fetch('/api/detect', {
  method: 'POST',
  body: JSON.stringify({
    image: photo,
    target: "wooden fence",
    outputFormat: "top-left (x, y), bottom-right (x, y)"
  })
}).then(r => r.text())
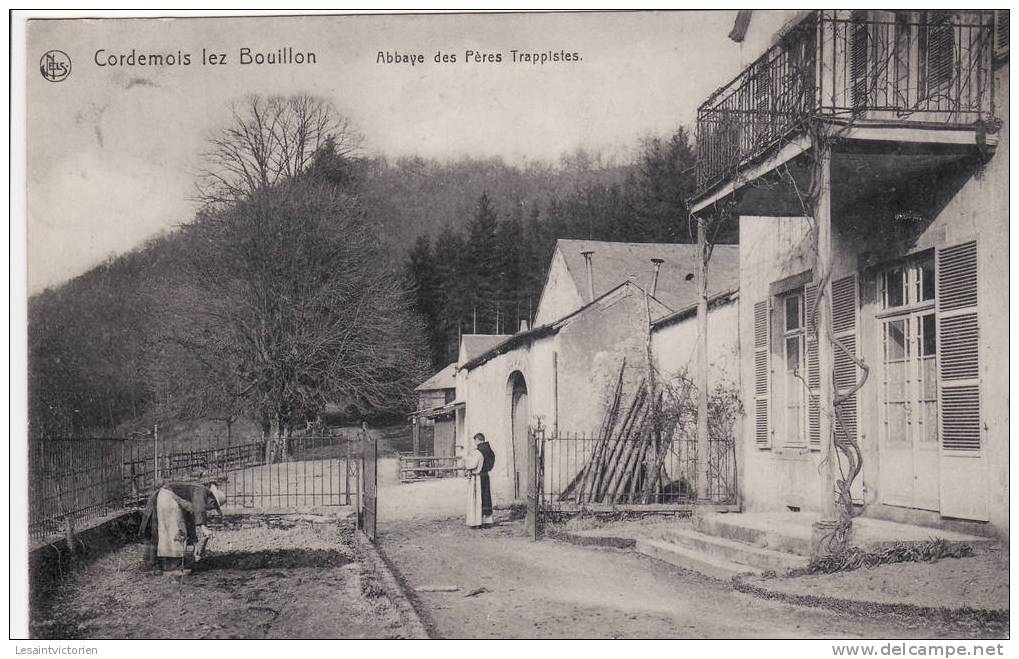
top-left (398, 454), bottom-right (463, 482)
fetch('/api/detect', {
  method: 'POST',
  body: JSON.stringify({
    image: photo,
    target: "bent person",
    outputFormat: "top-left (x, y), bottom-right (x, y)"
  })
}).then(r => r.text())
top-left (465, 433), bottom-right (496, 528)
top-left (140, 480), bottom-right (225, 574)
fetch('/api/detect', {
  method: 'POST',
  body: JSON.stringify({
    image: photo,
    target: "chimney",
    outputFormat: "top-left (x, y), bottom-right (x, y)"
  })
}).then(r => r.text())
top-left (650, 258), bottom-right (665, 297)
top-left (519, 319), bottom-right (530, 333)
top-left (580, 250), bottom-right (595, 300)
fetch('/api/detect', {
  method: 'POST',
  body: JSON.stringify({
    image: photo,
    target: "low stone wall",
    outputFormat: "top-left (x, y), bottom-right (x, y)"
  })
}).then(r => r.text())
top-left (29, 510), bottom-right (143, 629)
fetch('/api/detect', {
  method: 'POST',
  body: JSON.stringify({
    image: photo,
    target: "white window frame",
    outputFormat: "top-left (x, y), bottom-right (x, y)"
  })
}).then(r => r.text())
top-left (781, 290), bottom-right (808, 448)
top-left (878, 252), bottom-right (936, 316)
top-left (877, 252), bottom-right (941, 472)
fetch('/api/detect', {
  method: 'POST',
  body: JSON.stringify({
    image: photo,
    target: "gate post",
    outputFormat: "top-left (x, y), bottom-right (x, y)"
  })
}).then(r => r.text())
top-left (355, 435), bottom-right (362, 530)
top-left (358, 422), bottom-right (378, 542)
top-left (526, 422), bottom-right (543, 541)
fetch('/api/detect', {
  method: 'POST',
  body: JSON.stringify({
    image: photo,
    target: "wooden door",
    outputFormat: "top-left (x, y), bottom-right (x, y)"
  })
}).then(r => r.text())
top-left (511, 384), bottom-right (529, 500)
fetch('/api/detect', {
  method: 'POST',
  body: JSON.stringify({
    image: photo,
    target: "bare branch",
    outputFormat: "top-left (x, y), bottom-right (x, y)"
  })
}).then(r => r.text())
top-left (195, 94), bottom-right (363, 207)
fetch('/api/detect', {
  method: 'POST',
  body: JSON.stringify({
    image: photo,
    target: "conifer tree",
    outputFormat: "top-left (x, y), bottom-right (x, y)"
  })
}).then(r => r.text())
top-left (465, 193), bottom-right (500, 333)
top-left (433, 224), bottom-right (468, 362)
top-left (407, 235), bottom-right (446, 369)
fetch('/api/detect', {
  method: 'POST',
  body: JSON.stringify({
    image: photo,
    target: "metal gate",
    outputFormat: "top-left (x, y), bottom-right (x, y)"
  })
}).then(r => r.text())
top-left (119, 432), bottom-right (361, 512)
top-left (357, 426), bottom-right (378, 542)
top-left (219, 434), bottom-right (358, 511)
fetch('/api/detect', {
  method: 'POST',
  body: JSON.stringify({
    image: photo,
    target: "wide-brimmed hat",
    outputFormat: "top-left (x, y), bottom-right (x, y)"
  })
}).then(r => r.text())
top-left (209, 482), bottom-right (226, 507)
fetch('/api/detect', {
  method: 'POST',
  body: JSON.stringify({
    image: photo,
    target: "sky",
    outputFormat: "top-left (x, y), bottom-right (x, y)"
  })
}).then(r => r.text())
top-left (24, 10), bottom-right (797, 293)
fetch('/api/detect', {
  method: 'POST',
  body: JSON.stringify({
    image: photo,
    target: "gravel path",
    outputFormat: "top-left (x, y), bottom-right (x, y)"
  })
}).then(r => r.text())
top-left (380, 514), bottom-right (1005, 639)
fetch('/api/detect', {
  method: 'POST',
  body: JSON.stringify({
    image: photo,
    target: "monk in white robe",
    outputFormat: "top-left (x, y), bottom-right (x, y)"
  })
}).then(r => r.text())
top-left (465, 433), bottom-right (496, 528)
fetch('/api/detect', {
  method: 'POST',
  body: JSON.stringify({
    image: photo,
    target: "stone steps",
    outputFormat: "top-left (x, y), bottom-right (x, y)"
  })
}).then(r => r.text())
top-left (629, 512), bottom-right (995, 582)
top-left (653, 526), bottom-right (810, 572)
top-left (695, 514), bottom-right (813, 557)
top-left (634, 539), bottom-right (763, 581)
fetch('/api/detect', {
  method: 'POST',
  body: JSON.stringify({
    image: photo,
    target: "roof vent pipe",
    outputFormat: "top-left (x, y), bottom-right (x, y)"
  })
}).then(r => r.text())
top-left (650, 258), bottom-right (665, 297)
top-left (580, 250), bottom-right (595, 300)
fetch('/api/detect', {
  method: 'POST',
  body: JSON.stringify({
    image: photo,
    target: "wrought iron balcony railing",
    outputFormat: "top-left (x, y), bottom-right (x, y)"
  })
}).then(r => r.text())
top-left (695, 10), bottom-right (995, 194)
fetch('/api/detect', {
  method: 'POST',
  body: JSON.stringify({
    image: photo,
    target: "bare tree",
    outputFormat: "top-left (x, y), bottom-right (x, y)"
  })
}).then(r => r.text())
top-left (180, 171), bottom-right (428, 462)
top-left (196, 94), bottom-right (362, 206)
top-left (143, 318), bottom-right (253, 441)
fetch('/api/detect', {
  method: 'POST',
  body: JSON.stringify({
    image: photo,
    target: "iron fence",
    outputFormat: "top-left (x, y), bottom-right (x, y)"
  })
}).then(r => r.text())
top-left (29, 438), bottom-right (130, 543)
top-left (696, 10), bottom-right (995, 192)
top-left (535, 428), bottom-right (737, 514)
top-left (29, 432), bottom-right (361, 544)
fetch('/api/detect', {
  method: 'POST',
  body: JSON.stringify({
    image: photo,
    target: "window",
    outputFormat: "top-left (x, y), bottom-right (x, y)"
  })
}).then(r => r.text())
top-left (919, 258), bottom-right (936, 302)
top-left (884, 266), bottom-right (906, 308)
top-left (782, 291), bottom-right (807, 447)
top-left (921, 312), bottom-right (937, 357)
top-left (880, 252), bottom-right (935, 310)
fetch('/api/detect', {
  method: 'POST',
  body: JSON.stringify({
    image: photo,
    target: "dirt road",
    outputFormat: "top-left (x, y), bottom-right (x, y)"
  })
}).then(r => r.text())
top-left (380, 502), bottom-right (1003, 639)
top-left (32, 515), bottom-right (407, 639)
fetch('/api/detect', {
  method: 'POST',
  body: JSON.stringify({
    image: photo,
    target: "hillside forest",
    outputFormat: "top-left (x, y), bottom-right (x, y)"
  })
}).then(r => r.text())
top-left (28, 94), bottom-right (704, 439)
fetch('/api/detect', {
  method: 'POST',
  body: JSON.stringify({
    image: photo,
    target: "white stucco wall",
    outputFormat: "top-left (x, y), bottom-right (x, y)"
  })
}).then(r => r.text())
top-left (738, 216), bottom-right (828, 513)
top-left (461, 284), bottom-right (660, 502)
top-left (979, 61), bottom-right (1009, 536)
top-left (460, 335), bottom-right (555, 502)
top-left (738, 71), bottom-right (1009, 536)
top-left (651, 299), bottom-right (740, 388)
top-left (534, 249), bottom-right (583, 327)
top-left (554, 286), bottom-right (654, 436)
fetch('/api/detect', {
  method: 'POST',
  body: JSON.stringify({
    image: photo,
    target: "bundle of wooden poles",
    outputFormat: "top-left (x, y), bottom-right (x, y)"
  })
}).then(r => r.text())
top-left (562, 362), bottom-right (683, 505)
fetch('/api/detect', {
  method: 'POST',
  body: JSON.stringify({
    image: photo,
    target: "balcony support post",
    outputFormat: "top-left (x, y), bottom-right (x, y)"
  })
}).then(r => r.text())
top-left (813, 140), bottom-right (841, 550)
top-left (695, 213), bottom-right (711, 502)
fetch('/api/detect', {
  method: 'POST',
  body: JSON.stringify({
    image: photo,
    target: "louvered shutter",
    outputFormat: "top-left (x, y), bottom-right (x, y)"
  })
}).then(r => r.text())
top-left (937, 240), bottom-right (986, 520)
top-left (832, 275), bottom-right (859, 447)
top-left (921, 11), bottom-right (955, 96)
top-left (805, 284), bottom-right (821, 449)
top-left (851, 11), bottom-right (870, 111)
top-left (754, 59), bottom-right (773, 148)
top-left (938, 241), bottom-right (980, 452)
top-left (994, 10), bottom-right (1009, 59)
top-left (753, 300), bottom-right (771, 448)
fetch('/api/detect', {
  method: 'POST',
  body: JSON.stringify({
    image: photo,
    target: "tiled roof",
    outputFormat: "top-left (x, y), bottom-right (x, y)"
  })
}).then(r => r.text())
top-left (459, 334), bottom-right (512, 363)
top-left (556, 239), bottom-right (739, 312)
top-left (414, 362), bottom-right (457, 392)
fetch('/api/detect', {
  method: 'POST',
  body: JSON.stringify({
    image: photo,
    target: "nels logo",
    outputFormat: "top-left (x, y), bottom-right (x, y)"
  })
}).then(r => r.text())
top-left (40, 50), bottom-right (71, 82)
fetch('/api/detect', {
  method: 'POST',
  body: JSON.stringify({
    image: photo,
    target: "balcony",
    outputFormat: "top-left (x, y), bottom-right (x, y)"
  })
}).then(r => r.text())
top-left (695, 10), bottom-right (996, 195)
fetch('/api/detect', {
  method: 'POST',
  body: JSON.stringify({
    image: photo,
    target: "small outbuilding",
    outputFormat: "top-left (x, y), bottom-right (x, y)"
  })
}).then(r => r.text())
top-left (411, 363), bottom-right (457, 457)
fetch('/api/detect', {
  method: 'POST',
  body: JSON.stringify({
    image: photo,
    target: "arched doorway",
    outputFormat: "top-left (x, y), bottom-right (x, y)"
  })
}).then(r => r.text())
top-left (509, 371), bottom-right (529, 500)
